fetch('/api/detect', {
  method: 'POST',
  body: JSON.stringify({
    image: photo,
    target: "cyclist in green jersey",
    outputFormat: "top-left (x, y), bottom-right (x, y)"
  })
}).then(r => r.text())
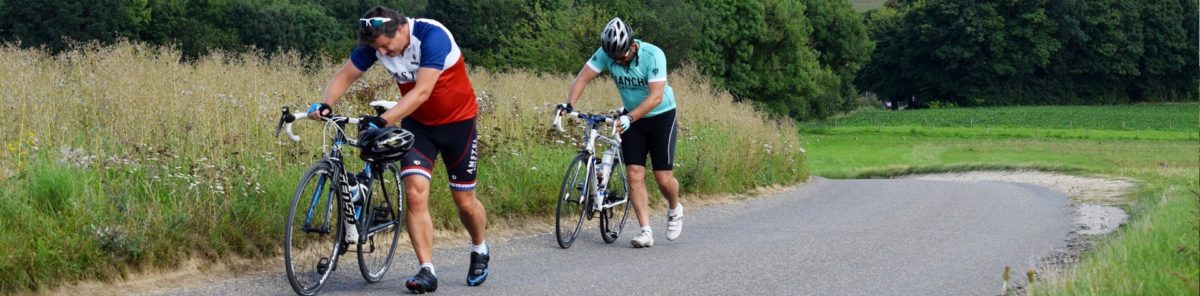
top-left (561, 17), bottom-right (683, 248)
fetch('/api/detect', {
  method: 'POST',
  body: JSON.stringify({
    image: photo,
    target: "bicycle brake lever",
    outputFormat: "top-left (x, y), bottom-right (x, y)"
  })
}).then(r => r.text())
top-left (275, 106), bottom-right (292, 137)
top-left (553, 111), bottom-right (565, 132)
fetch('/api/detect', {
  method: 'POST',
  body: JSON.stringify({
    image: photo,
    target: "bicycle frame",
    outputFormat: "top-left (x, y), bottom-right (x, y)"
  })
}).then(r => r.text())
top-left (278, 102), bottom-right (397, 241)
top-left (279, 101), bottom-right (409, 295)
top-left (554, 109), bottom-right (628, 212)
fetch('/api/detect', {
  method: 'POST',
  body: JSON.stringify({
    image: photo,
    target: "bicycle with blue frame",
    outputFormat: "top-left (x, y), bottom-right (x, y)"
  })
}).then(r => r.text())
top-left (275, 101), bottom-right (405, 296)
top-left (552, 105), bottom-right (631, 249)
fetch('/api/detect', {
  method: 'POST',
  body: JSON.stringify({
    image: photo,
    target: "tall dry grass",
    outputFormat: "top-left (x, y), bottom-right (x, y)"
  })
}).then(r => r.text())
top-left (0, 42), bottom-right (805, 292)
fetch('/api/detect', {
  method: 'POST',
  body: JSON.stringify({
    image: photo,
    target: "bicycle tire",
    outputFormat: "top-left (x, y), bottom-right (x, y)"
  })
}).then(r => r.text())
top-left (599, 156), bottom-right (630, 243)
top-left (555, 153), bottom-right (590, 249)
top-left (357, 163), bottom-right (404, 282)
top-left (284, 161), bottom-right (343, 296)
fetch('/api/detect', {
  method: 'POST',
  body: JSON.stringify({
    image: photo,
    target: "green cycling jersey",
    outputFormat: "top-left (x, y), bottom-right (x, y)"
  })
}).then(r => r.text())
top-left (586, 40), bottom-right (677, 117)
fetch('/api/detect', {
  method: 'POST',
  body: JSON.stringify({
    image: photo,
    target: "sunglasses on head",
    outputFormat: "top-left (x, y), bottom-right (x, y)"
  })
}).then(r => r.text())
top-left (359, 17), bottom-right (393, 29)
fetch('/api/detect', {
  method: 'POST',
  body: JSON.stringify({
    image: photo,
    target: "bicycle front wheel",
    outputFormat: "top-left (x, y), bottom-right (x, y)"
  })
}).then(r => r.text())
top-left (284, 161), bottom-right (342, 296)
top-left (358, 163), bottom-right (404, 282)
top-left (599, 157), bottom-right (630, 243)
top-left (556, 153), bottom-right (591, 249)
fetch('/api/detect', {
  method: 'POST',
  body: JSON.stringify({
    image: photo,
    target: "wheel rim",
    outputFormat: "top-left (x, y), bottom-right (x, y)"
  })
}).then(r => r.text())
top-left (285, 165), bottom-right (341, 295)
top-left (556, 156), bottom-right (588, 248)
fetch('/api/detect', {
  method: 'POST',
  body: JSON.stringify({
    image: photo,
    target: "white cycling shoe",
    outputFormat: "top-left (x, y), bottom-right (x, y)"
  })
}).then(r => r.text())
top-left (631, 229), bottom-right (654, 248)
top-left (666, 204), bottom-right (683, 241)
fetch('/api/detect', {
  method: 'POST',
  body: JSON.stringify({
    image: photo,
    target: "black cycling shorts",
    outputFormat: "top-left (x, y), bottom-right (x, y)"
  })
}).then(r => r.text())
top-left (399, 117), bottom-right (479, 191)
top-left (621, 108), bottom-right (677, 171)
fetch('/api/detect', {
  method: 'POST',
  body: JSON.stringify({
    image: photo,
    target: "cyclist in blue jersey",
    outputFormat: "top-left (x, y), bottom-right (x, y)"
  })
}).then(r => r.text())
top-left (560, 17), bottom-right (683, 248)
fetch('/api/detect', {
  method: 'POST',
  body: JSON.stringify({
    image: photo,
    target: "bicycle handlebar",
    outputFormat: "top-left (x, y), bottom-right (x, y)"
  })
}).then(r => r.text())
top-left (275, 100), bottom-right (397, 142)
top-left (553, 106), bottom-right (626, 135)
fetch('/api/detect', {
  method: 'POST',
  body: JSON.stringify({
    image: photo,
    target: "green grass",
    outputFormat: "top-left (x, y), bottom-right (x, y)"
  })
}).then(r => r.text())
top-left (814, 104), bottom-right (1199, 132)
top-left (809, 125), bottom-right (1196, 141)
top-left (805, 135), bottom-right (1194, 178)
top-left (0, 43), bottom-right (805, 293)
top-left (802, 105), bottom-right (1199, 295)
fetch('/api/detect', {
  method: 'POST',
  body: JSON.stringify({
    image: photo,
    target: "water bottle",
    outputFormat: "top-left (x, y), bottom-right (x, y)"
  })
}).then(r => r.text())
top-left (347, 174), bottom-right (366, 204)
top-left (599, 150), bottom-right (615, 187)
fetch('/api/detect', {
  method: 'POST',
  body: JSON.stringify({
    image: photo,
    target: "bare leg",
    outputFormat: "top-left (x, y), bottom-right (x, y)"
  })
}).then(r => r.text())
top-left (653, 170), bottom-right (680, 210)
top-left (628, 165), bottom-right (652, 228)
top-left (451, 190), bottom-right (488, 245)
top-left (404, 176), bottom-right (434, 265)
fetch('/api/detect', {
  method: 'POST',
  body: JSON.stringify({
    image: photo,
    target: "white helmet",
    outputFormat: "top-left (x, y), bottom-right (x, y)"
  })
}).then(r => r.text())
top-left (601, 17), bottom-right (634, 60)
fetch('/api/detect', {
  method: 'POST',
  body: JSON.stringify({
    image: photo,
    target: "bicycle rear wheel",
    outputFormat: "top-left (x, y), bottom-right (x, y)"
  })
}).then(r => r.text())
top-left (599, 157), bottom-right (630, 243)
top-left (556, 153), bottom-right (591, 249)
top-left (284, 161), bottom-right (343, 296)
top-left (358, 163), bottom-right (404, 282)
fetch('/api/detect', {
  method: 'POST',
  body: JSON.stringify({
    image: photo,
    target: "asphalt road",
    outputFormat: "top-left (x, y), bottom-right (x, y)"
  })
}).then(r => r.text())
top-left (156, 177), bottom-right (1073, 295)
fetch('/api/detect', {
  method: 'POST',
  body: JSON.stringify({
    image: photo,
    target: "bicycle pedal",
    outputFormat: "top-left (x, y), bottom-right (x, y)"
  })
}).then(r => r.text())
top-left (316, 257), bottom-right (331, 274)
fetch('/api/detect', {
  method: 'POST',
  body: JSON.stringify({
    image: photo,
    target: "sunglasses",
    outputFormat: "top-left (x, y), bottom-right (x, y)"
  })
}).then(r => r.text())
top-left (613, 48), bottom-right (635, 64)
top-left (359, 17), bottom-right (393, 29)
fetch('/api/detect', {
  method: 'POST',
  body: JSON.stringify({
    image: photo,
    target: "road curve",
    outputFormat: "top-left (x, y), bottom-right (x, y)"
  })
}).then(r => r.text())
top-left (156, 177), bottom-right (1073, 296)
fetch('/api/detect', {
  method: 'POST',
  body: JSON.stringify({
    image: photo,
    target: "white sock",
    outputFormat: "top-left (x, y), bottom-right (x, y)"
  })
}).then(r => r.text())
top-left (420, 263), bottom-right (436, 276)
top-left (640, 226), bottom-right (652, 233)
top-left (472, 241), bottom-right (489, 255)
top-left (668, 204), bottom-right (684, 217)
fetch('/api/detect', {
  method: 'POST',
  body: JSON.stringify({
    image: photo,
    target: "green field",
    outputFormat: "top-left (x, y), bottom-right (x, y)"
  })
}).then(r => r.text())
top-left (802, 104), bottom-right (1199, 295)
top-left (815, 105), bottom-right (1198, 132)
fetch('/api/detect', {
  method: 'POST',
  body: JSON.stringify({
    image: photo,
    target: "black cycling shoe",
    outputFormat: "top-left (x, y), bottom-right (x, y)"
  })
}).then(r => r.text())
top-left (467, 250), bottom-right (490, 286)
top-left (405, 267), bottom-right (438, 293)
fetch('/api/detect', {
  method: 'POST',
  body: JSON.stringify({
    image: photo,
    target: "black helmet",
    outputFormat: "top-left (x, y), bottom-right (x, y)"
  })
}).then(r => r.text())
top-left (601, 17), bottom-right (634, 60)
top-left (358, 127), bottom-right (414, 163)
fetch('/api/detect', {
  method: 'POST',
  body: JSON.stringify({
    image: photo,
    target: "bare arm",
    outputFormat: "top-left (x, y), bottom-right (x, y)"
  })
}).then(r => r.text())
top-left (309, 61), bottom-right (365, 120)
top-left (322, 61), bottom-right (365, 106)
top-left (378, 67), bottom-right (442, 125)
top-left (626, 81), bottom-right (665, 121)
top-left (565, 65), bottom-right (601, 105)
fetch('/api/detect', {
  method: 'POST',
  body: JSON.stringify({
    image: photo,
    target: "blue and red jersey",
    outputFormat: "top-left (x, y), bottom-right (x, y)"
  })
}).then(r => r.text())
top-left (351, 18), bottom-right (477, 126)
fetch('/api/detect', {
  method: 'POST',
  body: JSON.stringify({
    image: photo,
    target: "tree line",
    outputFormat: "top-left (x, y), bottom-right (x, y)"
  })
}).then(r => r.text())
top-left (856, 0), bottom-right (1198, 106)
top-left (0, 0), bottom-right (870, 120)
top-left (0, 0), bottom-right (425, 61)
top-left (0, 0), bottom-right (1192, 119)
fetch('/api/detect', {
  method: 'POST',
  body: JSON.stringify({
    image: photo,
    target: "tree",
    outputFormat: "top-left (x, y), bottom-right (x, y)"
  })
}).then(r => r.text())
top-left (0, 0), bottom-right (149, 52)
top-left (802, 0), bottom-right (873, 111)
top-left (139, 0), bottom-right (242, 59)
top-left (858, 0), bottom-right (1197, 105)
top-left (1133, 0), bottom-right (1198, 101)
top-left (854, 5), bottom-right (911, 102)
top-left (225, 1), bottom-right (344, 58)
top-left (422, 0), bottom-right (532, 69)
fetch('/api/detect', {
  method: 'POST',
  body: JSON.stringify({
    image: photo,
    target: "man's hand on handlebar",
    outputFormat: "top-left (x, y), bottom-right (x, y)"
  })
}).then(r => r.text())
top-left (307, 103), bottom-right (332, 120)
top-left (616, 115), bottom-right (631, 134)
top-left (556, 103), bottom-right (573, 115)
